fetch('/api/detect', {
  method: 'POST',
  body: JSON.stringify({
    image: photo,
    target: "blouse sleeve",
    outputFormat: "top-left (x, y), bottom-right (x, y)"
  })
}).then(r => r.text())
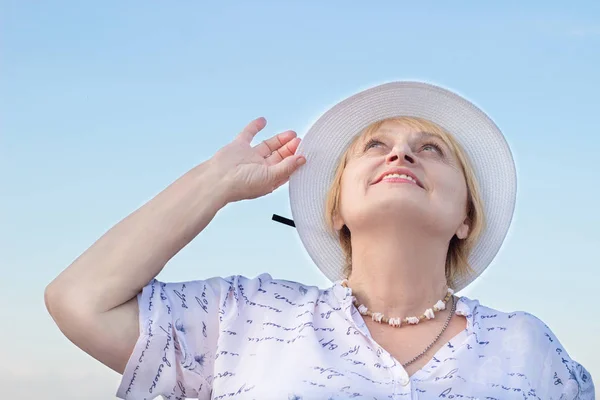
top-left (538, 335), bottom-right (595, 399)
top-left (116, 275), bottom-right (251, 399)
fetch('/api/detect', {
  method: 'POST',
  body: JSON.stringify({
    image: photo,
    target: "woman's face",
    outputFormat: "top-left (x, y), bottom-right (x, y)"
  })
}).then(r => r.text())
top-left (334, 120), bottom-right (470, 240)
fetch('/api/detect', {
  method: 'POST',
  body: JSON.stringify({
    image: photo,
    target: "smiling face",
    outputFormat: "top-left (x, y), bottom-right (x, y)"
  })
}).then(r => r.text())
top-left (336, 119), bottom-right (469, 235)
top-left (326, 116), bottom-right (484, 283)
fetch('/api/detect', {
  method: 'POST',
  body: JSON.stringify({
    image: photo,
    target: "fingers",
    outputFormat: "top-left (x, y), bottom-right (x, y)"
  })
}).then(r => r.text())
top-left (255, 130), bottom-right (298, 158)
top-left (235, 117), bottom-right (306, 186)
top-left (269, 153), bottom-right (306, 186)
top-left (265, 137), bottom-right (301, 165)
top-left (236, 117), bottom-right (267, 143)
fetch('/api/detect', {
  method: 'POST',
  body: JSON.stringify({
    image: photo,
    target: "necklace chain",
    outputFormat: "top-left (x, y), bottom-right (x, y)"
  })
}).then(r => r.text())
top-left (402, 294), bottom-right (456, 367)
top-left (341, 281), bottom-right (459, 368)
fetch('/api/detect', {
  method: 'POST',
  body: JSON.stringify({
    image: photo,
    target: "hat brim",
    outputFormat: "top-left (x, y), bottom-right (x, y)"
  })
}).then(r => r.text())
top-left (288, 81), bottom-right (517, 292)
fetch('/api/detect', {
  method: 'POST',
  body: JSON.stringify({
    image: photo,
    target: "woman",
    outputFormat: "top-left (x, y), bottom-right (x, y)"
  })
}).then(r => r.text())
top-left (45, 82), bottom-right (594, 399)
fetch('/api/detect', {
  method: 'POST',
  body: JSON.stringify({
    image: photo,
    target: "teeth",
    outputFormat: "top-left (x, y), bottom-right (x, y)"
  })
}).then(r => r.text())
top-left (383, 173), bottom-right (416, 183)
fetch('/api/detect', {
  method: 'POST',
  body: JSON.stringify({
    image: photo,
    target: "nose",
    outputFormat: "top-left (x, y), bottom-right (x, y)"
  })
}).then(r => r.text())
top-left (385, 143), bottom-right (416, 165)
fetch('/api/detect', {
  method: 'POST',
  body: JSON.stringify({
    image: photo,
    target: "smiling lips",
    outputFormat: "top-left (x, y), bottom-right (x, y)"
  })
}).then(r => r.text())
top-left (373, 169), bottom-right (424, 188)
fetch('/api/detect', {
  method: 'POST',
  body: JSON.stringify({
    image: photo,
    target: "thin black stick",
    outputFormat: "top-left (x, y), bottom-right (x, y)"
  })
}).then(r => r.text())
top-left (272, 214), bottom-right (295, 228)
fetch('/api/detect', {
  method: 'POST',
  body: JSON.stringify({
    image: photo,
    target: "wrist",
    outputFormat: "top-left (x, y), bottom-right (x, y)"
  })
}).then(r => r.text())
top-left (189, 157), bottom-right (234, 209)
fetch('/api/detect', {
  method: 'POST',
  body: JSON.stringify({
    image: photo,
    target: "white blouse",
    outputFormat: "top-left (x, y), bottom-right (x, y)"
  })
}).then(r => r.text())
top-left (116, 274), bottom-right (595, 399)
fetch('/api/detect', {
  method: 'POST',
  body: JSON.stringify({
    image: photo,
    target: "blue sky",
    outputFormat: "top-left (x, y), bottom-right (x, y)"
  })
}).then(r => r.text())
top-left (1, 1), bottom-right (599, 398)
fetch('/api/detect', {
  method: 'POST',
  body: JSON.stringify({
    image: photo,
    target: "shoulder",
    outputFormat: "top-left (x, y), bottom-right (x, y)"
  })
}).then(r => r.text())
top-left (151, 273), bottom-right (320, 294)
top-left (152, 273), bottom-right (326, 310)
top-left (458, 297), bottom-right (553, 339)
top-left (233, 274), bottom-right (326, 306)
top-left (460, 297), bottom-right (595, 398)
top-left (460, 296), bottom-right (557, 347)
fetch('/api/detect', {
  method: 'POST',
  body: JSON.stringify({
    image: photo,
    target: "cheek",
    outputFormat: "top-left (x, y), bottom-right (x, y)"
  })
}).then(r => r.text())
top-left (339, 166), bottom-right (363, 195)
top-left (436, 172), bottom-right (469, 209)
top-left (338, 176), bottom-right (358, 212)
top-left (337, 168), bottom-right (367, 213)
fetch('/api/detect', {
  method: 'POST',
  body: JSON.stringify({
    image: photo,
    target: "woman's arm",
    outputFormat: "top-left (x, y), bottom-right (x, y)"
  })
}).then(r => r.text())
top-left (44, 160), bottom-right (230, 373)
top-left (44, 117), bottom-right (305, 374)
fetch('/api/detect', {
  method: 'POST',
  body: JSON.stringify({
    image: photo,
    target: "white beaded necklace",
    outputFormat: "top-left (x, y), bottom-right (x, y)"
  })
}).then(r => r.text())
top-left (342, 281), bottom-right (458, 367)
top-left (342, 280), bottom-right (455, 328)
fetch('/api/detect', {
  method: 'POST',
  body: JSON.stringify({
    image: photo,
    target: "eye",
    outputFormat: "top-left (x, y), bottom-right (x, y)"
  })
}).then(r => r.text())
top-left (421, 142), bottom-right (444, 155)
top-left (363, 138), bottom-right (385, 151)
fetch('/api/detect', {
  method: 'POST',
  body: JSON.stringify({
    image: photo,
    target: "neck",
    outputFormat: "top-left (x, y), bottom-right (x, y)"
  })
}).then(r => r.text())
top-left (346, 226), bottom-right (451, 318)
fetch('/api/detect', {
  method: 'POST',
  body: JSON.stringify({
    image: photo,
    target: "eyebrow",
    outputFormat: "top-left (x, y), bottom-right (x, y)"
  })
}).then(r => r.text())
top-left (414, 131), bottom-right (444, 141)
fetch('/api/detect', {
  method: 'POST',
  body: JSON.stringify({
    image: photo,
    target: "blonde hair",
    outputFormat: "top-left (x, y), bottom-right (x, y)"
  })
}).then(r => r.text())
top-left (324, 116), bottom-right (485, 288)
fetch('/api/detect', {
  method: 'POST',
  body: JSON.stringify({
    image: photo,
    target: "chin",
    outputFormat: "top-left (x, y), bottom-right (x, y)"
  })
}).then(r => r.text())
top-left (376, 191), bottom-right (425, 210)
top-left (346, 196), bottom-right (431, 228)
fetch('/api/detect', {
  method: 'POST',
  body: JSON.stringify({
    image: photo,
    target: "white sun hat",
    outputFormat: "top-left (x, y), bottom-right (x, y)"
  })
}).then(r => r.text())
top-left (287, 81), bottom-right (517, 292)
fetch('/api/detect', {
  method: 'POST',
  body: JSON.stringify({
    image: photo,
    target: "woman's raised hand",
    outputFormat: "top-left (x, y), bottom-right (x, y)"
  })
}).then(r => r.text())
top-left (211, 117), bottom-right (306, 203)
